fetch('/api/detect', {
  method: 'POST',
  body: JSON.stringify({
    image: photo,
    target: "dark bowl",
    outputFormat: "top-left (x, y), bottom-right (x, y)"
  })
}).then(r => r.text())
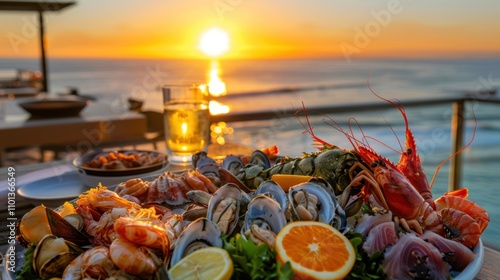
top-left (19, 99), bottom-right (87, 118)
top-left (74, 149), bottom-right (168, 176)
top-left (73, 150), bottom-right (168, 186)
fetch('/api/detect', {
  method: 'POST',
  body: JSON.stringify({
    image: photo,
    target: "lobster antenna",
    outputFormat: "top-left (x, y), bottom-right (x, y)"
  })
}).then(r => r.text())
top-left (347, 117), bottom-right (370, 148)
top-left (428, 100), bottom-right (478, 189)
top-left (367, 75), bottom-right (414, 168)
top-left (382, 115), bottom-right (404, 154)
top-left (363, 135), bottom-right (404, 155)
top-left (295, 102), bottom-right (335, 149)
top-left (320, 113), bottom-right (364, 150)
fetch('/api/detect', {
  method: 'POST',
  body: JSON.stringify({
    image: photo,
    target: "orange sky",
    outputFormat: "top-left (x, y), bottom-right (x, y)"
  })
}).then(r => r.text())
top-left (1, 0), bottom-right (499, 59)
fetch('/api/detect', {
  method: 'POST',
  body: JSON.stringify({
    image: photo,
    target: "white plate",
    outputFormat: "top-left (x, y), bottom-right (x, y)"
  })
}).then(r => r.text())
top-left (3, 237), bottom-right (485, 279)
top-left (16, 171), bottom-right (88, 208)
top-left (16, 166), bottom-right (174, 208)
top-left (453, 238), bottom-right (484, 280)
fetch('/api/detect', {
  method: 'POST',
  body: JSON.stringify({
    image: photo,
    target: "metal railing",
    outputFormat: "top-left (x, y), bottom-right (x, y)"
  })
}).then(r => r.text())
top-left (211, 92), bottom-right (500, 192)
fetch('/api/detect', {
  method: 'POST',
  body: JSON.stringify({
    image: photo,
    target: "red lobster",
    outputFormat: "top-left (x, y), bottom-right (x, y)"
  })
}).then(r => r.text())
top-left (346, 145), bottom-right (443, 235)
top-left (297, 102), bottom-right (443, 235)
top-left (367, 84), bottom-right (435, 209)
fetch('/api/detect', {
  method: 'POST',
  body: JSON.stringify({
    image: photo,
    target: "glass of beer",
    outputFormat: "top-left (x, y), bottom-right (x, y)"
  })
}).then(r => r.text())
top-left (162, 84), bottom-right (210, 165)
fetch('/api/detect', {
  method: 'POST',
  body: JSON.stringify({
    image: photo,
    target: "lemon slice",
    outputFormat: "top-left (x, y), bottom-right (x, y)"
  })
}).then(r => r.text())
top-left (168, 247), bottom-right (233, 280)
top-left (271, 174), bottom-right (312, 192)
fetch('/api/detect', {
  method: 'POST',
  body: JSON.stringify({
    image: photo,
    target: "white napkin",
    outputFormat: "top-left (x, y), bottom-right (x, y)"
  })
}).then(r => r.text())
top-left (0, 164), bottom-right (75, 212)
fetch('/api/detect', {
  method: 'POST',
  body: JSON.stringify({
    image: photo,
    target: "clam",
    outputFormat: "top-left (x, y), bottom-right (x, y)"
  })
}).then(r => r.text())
top-left (242, 195), bottom-right (287, 248)
top-left (17, 205), bottom-right (51, 246)
top-left (170, 217), bottom-right (222, 267)
top-left (255, 180), bottom-right (288, 211)
top-left (33, 234), bottom-right (83, 279)
top-left (45, 207), bottom-right (90, 246)
top-left (206, 183), bottom-right (243, 235)
top-left (17, 205), bottom-right (89, 247)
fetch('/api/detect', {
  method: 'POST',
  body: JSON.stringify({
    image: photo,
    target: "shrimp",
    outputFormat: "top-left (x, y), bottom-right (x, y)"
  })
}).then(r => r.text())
top-left (76, 205), bottom-right (126, 246)
top-left (62, 246), bottom-right (117, 280)
top-left (440, 208), bottom-right (481, 248)
top-left (165, 214), bottom-right (184, 249)
top-left (435, 193), bottom-right (489, 233)
top-left (109, 237), bottom-right (162, 278)
top-left (113, 216), bottom-right (169, 251)
top-left (114, 178), bottom-right (150, 203)
top-left (82, 185), bottom-right (141, 212)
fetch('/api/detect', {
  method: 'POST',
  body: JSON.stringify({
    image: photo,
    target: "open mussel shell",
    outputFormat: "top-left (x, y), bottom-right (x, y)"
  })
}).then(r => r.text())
top-left (45, 207), bottom-right (90, 246)
top-left (255, 180), bottom-right (288, 211)
top-left (288, 182), bottom-right (336, 224)
top-left (242, 194), bottom-right (287, 235)
top-left (206, 183), bottom-right (243, 235)
top-left (170, 217), bottom-right (222, 267)
top-left (33, 234), bottom-right (83, 279)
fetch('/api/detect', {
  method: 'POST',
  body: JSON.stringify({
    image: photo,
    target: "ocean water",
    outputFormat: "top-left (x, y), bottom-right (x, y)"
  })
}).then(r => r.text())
top-left (1, 57), bottom-right (500, 249)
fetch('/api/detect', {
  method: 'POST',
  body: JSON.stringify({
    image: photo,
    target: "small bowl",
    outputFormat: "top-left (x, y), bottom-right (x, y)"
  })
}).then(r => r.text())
top-left (19, 99), bottom-right (88, 118)
top-left (73, 149), bottom-right (168, 187)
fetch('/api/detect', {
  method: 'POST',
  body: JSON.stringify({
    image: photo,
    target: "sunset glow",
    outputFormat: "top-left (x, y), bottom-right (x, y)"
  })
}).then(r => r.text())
top-left (0, 1), bottom-right (498, 59)
top-left (199, 28), bottom-right (230, 57)
top-left (207, 61), bottom-right (227, 96)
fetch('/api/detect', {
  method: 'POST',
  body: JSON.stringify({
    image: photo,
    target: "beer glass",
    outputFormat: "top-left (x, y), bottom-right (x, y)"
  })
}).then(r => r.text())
top-left (162, 84), bottom-right (210, 165)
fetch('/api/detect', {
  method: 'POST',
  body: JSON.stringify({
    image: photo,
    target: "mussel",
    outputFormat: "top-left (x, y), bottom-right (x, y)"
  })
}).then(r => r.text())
top-left (206, 183), bottom-right (243, 235)
top-left (288, 182), bottom-right (346, 231)
top-left (170, 217), bottom-right (222, 267)
top-left (242, 195), bottom-right (287, 248)
top-left (255, 180), bottom-right (288, 211)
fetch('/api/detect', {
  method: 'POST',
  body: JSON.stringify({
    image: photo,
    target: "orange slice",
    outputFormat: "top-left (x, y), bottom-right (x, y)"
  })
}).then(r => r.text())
top-left (271, 174), bottom-right (312, 192)
top-left (275, 221), bottom-right (355, 280)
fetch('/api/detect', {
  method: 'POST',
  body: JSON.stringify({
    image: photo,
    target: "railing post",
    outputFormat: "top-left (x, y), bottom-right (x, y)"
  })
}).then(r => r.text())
top-left (449, 100), bottom-right (465, 192)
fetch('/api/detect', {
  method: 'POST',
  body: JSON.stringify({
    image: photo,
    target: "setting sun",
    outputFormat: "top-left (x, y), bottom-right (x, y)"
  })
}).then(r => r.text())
top-left (199, 28), bottom-right (230, 57)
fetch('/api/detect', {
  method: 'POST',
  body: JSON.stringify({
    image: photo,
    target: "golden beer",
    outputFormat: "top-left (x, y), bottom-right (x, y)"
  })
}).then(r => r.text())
top-left (164, 102), bottom-right (210, 162)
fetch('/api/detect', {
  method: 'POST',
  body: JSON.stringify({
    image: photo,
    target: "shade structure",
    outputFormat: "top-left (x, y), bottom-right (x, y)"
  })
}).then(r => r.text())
top-left (0, 1), bottom-right (76, 93)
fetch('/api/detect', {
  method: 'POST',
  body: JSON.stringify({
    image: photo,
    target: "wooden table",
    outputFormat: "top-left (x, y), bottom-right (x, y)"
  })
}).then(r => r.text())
top-left (0, 161), bottom-right (499, 279)
top-left (0, 97), bottom-right (146, 166)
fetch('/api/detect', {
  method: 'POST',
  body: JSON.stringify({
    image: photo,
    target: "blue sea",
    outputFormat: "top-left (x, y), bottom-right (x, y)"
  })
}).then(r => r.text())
top-left (1, 57), bottom-right (500, 249)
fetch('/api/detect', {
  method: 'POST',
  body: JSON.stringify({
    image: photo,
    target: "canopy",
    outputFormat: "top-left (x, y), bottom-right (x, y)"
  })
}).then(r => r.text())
top-left (0, 1), bottom-right (76, 92)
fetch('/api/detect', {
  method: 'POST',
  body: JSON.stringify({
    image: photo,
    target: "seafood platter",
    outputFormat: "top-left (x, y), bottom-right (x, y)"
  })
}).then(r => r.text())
top-left (9, 101), bottom-right (490, 280)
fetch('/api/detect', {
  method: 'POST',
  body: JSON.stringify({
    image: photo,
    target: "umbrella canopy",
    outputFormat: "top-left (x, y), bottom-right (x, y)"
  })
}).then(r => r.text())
top-left (0, 0), bottom-right (76, 92)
